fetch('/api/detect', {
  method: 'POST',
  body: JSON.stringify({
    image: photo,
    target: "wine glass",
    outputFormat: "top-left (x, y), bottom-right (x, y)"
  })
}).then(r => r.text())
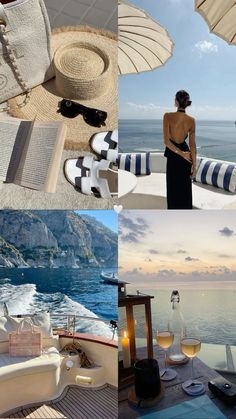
top-left (156, 325), bottom-right (177, 381)
top-left (181, 326), bottom-right (205, 395)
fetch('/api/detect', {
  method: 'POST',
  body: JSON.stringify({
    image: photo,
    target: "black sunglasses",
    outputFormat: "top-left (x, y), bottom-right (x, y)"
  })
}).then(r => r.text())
top-left (58, 99), bottom-right (107, 128)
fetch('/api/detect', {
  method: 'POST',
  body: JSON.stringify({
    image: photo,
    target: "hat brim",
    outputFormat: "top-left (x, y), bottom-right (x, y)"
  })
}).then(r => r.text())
top-left (8, 26), bottom-right (118, 151)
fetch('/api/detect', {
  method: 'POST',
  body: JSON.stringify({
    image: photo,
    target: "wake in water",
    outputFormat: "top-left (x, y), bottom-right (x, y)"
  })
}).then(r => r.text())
top-left (0, 281), bottom-right (115, 340)
top-left (0, 283), bottom-right (36, 314)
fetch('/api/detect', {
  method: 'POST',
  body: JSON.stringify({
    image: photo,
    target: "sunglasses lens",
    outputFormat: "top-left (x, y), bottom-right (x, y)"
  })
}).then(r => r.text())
top-left (58, 100), bottom-right (80, 118)
top-left (84, 110), bottom-right (107, 127)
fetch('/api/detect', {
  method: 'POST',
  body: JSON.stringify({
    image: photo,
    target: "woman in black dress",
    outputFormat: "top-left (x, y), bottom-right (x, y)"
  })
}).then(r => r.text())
top-left (163, 90), bottom-right (196, 209)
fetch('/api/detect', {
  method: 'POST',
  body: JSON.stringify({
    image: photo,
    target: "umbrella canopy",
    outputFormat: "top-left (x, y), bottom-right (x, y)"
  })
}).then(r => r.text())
top-left (195, 0), bottom-right (236, 45)
top-left (118, 1), bottom-right (174, 75)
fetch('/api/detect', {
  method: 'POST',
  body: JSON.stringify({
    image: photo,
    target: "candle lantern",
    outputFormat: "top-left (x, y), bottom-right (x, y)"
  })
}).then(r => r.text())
top-left (119, 283), bottom-right (154, 388)
top-left (118, 281), bottom-right (128, 298)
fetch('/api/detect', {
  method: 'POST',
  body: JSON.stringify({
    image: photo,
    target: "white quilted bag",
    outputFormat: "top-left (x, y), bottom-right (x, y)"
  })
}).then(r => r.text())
top-left (0, 0), bottom-right (54, 107)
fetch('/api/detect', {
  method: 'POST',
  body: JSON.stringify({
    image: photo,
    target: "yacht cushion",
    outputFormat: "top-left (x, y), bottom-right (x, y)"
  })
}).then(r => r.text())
top-left (0, 313), bottom-right (52, 343)
top-left (31, 312), bottom-right (53, 338)
top-left (0, 347), bottom-right (60, 382)
top-left (196, 159), bottom-right (236, 193)
top-left (118, 153), bottom-right (151, 175)
top-left (0, 316), bottom-right (24, 343)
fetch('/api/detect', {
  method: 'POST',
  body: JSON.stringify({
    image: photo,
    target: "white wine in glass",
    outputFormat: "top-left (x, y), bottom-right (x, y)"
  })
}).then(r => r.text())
top-left (181, 338), bottom-right (201, 358)
top-left (156, 331), bottom-right (174, 350)
top-left (181, 331), bottom-right (205, 396)
top-left (156, 330), bottom-right (177, 381)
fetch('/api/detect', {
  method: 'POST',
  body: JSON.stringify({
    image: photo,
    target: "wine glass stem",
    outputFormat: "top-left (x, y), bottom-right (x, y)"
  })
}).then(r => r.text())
top-left (164, 350), bottom-right (167, 371)
top-left (191, 357), bottom-right (194, 381)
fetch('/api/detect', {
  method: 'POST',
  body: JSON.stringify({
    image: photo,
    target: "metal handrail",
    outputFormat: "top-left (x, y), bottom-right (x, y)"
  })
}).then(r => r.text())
top-left (12, 313), bottom-right (114, 325)
top-left (11, 313), bottom-right (118, 340)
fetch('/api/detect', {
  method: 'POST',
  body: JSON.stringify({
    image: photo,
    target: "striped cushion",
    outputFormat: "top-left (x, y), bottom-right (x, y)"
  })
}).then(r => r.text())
top-left (196, 159), bottom-right (236, 193)
top-left (117, 153), bottom-right (151, 175)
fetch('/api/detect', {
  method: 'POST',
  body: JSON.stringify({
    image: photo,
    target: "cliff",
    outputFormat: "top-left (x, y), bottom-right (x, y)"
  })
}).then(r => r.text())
top-left (0, 211), bottom-right (117, 268)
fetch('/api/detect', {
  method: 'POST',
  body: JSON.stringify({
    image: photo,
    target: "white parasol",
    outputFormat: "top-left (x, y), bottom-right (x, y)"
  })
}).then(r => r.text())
top-left (195, 0), bottom-right (236, 45)
top-left (118, 1), bottom-right (174, 75)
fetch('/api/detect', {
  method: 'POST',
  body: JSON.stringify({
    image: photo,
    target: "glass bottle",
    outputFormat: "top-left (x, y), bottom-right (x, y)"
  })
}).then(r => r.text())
top-left (167, 290), bottom-right (187, 364)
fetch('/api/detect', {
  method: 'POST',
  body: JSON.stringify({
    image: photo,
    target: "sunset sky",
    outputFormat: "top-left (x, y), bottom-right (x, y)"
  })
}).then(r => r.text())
top-left (119, 210), bottom-right (236, 286)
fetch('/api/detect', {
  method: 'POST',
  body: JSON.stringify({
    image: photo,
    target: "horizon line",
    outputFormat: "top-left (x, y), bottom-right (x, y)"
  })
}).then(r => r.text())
top-left (119, 118), bottom-right (236, 122)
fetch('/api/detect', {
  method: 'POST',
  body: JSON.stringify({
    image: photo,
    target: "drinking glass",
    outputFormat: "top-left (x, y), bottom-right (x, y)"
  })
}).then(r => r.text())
top-left (156, 325), bottom-right (177, 381)
top-left (181, 326), bottom-right (205, 395)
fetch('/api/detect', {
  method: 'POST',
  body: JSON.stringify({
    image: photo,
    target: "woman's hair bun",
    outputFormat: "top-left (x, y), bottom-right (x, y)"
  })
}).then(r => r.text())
top-left (176, 90), bottom-right (192, 109)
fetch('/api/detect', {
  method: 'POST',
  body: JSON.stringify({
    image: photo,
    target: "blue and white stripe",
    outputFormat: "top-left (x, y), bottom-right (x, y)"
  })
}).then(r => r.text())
top-left (196, 159), bottom-right (236, 193)
top-left (117, 153), bottom-right (151, 176)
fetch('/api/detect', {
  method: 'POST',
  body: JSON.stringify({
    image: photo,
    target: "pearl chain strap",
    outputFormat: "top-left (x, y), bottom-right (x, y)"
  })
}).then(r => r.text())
top-left (0, 21), bottom-right (31, 112)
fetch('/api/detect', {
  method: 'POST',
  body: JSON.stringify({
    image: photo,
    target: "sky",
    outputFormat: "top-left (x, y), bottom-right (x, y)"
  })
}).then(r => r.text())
top-left (119, 210), bottom-right (236, 287)
top-left (76, 210), bottom-right (118, 232)
top-left (119, 0), bottom-right (236, 121)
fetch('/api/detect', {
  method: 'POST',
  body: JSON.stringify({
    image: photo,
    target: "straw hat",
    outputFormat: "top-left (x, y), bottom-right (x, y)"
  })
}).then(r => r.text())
top-left (9, 26), bottom-right (118, 151)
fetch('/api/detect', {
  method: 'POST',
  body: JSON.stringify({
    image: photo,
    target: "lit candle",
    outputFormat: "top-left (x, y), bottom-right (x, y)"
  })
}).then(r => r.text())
top-left (122, 331), bottom-right (131, 368)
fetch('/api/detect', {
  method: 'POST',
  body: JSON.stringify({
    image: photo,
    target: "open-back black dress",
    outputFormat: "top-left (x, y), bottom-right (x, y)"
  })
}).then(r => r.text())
top-left (164, 137), bottom-right (192, 209)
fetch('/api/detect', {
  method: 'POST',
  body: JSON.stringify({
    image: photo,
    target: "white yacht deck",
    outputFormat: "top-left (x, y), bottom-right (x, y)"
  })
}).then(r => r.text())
top-left (5, 385), bottom-right (117, 419)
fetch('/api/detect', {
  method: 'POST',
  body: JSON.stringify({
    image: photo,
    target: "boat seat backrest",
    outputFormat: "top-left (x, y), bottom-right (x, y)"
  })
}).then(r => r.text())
top-left (150, 153), bottom-right (166, 173)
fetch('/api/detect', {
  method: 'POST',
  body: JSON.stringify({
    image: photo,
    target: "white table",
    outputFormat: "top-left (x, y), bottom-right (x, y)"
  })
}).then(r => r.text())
top-left (119, 170), bottom-right (137, 198)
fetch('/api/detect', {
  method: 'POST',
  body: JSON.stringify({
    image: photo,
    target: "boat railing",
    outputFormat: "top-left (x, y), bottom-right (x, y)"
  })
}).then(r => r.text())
top-left (11, 313), bottom-right (118, 340)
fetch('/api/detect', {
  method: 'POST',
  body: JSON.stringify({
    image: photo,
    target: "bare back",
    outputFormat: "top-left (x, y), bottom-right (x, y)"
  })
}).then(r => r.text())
top-left (165, 112), bottom-right (195, 144)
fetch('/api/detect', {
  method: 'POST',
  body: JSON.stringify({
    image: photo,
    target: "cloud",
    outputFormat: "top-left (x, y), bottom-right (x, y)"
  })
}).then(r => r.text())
top-left (177, 249), bottom-right (187, 254)
top-left (218, 254), bottom-right (234, 259)
top-left (120, 102), bottom-right (236, 121)
top-left (158, 269), bottom-right (176, 276)
top-left (127, 102), bottom-right (171, 114)
top-left (119, 102), bottom-right (172, 120)
top-left (120, 267), bottom-right (236, 286)
top-left (185, 256), bottom-right (200, 262)
top-left (145, 258), bottom-right (152, 262)
top-left (149, 249), bottom-right (159, 255)
top-left (119, 214), bottom-right (149, 243)
top-left (219, 227), bottom-right (234, 237)
top-left (194, 40), bottom-right (218, 54)
top-left (125, 268), bottom-right (140, 276)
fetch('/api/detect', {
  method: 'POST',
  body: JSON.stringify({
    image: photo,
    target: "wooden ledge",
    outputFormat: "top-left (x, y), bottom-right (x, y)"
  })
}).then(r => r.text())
top-left (57, 332), bottom-right (118, 349)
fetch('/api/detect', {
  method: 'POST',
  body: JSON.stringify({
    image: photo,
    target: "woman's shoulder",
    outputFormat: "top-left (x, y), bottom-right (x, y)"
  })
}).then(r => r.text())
top-left (186, 114), bottom-right (195, 124)
top-left (163, 112), bottom-right (175, 118)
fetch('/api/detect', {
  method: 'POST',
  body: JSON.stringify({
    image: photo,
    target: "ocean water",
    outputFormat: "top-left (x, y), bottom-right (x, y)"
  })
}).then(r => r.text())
top-left (119, 287), bottom-right (236, 346)
top-left (0, 268), bottom-right (117, 339)
top-left (119, 119), bottom-right (236, 162)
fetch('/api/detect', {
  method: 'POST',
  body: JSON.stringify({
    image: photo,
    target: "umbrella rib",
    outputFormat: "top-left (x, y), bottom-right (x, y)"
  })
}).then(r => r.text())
top-left (197, 0), bottom-right (206, 7)
top-left (230, 33), bottom-right (236, 43)
top-left (119, 43), bottom-right (152, 70)
top-left (118, 44), bottom-right (140, 73)
top-left (119, 21), bottom-right (166, 34)
top-left (120, 31), bottom-right (171, 55)
top-left (119, 36), bottom-right (164, 66)
top-left (197, 2), bottom-right (236, 32)
top-left (211, 5), bottom-right (236, 31)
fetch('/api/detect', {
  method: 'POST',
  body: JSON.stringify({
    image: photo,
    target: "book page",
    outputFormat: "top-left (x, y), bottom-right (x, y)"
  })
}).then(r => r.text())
top-left (0, 120), bottom-right (30, 182)
top-left (14, 122), bottom-right (65, 192)
top-left (44, 123), bottom-right (67, 193)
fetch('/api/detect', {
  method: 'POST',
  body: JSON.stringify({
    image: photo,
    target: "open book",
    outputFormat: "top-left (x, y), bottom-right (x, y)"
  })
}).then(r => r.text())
top-left (0, 119), bottom-right (67, 193)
